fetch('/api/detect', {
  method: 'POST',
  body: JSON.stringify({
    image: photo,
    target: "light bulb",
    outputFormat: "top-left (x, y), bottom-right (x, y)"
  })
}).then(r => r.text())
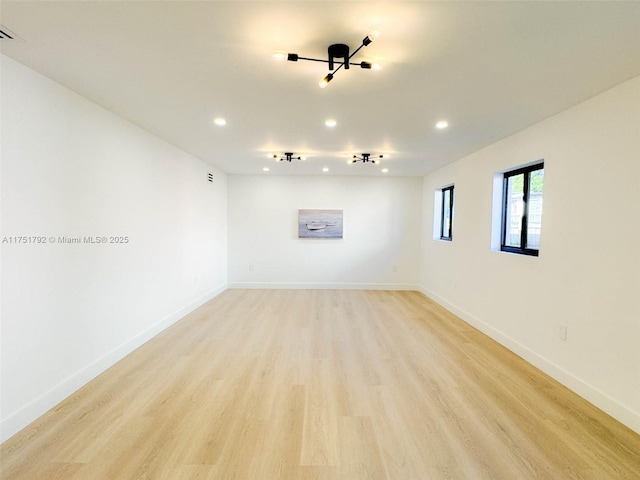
top-left (272, 51), bottom-right (286, 60)
top-left (319, 73), bottom-right (333, 88)
top-left (368, 28), bottom-right (381, 42)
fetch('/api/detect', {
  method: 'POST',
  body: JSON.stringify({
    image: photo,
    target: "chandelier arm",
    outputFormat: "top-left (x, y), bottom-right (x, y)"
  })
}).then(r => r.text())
top-left (331, 62), bottom-right (345, 76)
top-left (348, 43), bottom-right (366, 61)
top-left (297, 56), bottom-right (330, 64)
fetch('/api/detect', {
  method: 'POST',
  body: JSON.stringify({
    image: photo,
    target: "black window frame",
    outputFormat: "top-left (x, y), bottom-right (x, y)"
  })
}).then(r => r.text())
top-left (501, 162), bottom-right (544, 256)
top-left (440, 185), bottom-right (454, 241)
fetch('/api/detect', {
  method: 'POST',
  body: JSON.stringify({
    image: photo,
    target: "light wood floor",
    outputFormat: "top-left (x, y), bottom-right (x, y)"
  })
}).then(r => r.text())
top-left (1, 290), bottom-right (639, 479)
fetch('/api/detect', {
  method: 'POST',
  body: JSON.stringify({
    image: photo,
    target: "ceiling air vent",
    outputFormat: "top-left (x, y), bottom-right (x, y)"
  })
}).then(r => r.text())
top-left (207, 172), bottom-right (214, 183)
top-left (0, 25), bottom-right (23, 41)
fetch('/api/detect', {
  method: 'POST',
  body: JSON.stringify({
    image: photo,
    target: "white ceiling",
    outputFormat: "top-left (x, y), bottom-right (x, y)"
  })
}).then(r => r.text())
top-left (1, 1), bottom-right (639, 176)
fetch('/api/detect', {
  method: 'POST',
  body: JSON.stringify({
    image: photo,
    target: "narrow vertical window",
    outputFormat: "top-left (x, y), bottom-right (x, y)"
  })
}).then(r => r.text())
top-left (440, 185), bottom-right (454, 241)
top-left (501, 162), bottom-right (544, 256)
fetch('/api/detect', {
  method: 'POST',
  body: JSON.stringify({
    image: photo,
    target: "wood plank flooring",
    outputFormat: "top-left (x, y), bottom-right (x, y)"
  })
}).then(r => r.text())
top-left (1, 289), bottom-right (639, 479)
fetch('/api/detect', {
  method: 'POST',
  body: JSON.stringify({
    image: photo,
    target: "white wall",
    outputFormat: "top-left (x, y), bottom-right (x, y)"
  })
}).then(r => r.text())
top-left (228, 175), bottom-right (422, 289)
top-left (419, 76), bottom-right (640, 433)
top-left (0, 55), bottom-right (228, 442)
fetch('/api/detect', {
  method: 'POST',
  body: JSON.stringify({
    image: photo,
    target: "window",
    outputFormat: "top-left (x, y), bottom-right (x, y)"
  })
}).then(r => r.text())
top-left (501, 162), bottom-right (544, 256)
top-left (440, 185), bottom-right (454, 240)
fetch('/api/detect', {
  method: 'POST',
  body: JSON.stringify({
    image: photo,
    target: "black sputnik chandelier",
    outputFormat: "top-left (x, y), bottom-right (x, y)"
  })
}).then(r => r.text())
top-left (350, 153), bottom-right (384, 164)
top-left (273, 28), bottom-right (381, 88)
top-left (274, 152), bottom-right (304, 162)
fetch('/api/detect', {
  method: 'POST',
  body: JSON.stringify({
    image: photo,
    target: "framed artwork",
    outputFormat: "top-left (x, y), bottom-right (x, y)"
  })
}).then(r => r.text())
top-left (298, 209), bottom-right (343, 238)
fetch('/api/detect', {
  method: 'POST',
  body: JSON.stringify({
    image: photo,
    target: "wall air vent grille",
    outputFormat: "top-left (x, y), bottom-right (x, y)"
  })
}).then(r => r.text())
top-left (207, 173), bottom-right (214, 183)
top-left (0, 25), bottom-right (21, 40)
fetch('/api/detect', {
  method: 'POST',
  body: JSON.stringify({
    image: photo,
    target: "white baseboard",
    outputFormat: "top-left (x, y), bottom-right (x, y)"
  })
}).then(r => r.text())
top-left (228, 282), bottom-right (420, 291)
top-left (417, 285), bottom-right (640, 435)
top-left (0, 283), bottom-right (228, 443)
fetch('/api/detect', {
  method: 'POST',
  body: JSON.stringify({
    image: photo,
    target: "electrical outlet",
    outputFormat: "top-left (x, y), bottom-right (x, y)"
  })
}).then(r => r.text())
top-left (559, 325), bottom-right (568, 341)
top-left (392, 265), bottom-right (398, 273)
top-left (249, 264), bottom-right (255, 272)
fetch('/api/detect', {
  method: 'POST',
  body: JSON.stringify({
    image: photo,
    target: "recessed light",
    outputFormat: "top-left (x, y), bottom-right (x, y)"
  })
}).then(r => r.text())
top-left (382, 168), bottom-right (389, 173)
top-left (325, 119), bottom-right (337, 128)
top-left (214, 117), bottom-right (226, 126)
top-left (436, 120), bottom-right (448, 129)
top-left (322, 167), bottom-right (329, 172)
top-left (263, 167), bottom-right (270, 172)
